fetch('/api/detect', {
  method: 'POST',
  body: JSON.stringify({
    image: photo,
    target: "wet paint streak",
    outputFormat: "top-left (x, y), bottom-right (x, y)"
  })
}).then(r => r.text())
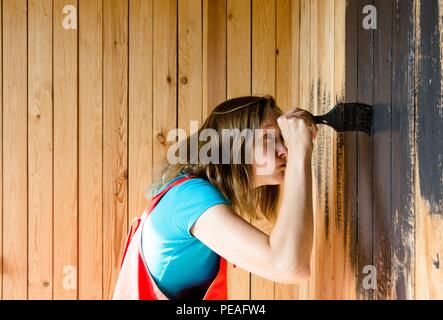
top-left (416, 0), bottom-right (443, 215)
top-left (318, 80), bottom-right (330, 240)
top-left (336, 132), bottom-right (345, 234)
top-left (432, 253), bottom-right (440, 269)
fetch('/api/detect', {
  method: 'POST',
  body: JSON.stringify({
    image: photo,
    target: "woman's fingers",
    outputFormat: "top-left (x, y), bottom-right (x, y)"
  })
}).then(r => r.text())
top-left (277, 108), bottom-right (318, 150)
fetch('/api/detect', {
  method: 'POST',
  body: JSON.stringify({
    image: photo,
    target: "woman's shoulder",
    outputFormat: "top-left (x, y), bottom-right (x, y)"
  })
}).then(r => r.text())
top-left (173, 175), bottom-right (229, 204)
top-left (177, 176), bottom-right (227, 196)
top-left (153, 174), bottom-right (231, 238)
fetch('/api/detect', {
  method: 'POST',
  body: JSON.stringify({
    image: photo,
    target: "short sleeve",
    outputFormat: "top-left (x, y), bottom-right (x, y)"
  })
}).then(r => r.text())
top-left (171, 178), bottom-right (230, 238)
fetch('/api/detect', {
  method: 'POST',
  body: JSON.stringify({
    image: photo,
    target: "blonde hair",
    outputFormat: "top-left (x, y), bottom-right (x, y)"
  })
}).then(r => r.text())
top-left (149, 95), bottom-right (283, 223)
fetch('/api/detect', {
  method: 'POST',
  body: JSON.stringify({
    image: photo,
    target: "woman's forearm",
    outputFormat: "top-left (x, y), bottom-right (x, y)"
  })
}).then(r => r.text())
top-left (269, 146), bottom-right (314, 276)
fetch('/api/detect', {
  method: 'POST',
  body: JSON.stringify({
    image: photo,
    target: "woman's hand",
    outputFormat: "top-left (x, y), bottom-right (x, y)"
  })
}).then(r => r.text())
top-left (277, 108), bottom-right (318, 152)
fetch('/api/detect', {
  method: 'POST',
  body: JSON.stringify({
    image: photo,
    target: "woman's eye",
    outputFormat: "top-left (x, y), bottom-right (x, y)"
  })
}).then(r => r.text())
top-left (263, 136), bottom-right (276, 149)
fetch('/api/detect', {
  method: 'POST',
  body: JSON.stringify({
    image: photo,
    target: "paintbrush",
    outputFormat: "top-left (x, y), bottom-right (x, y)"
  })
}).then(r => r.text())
top-left (312, 103), bottom-right (373, 135)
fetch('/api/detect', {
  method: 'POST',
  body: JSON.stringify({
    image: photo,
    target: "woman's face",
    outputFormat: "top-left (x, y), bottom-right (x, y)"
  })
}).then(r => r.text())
top-left (252, 113), bottom-right (288, 187)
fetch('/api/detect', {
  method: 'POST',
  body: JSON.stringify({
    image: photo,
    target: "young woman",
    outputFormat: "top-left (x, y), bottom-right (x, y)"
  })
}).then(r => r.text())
top-left (116, 95), bottom-right (318, 300)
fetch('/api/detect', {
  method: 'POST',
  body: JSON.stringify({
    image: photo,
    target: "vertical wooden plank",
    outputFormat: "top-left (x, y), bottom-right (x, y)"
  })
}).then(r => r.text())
top-left (343, 0), bottom-right (359, 300)
top-left (2, 0), bottom-right (28, 299)
top-left (78, 0), bottom-right (103, 300)
top-left (414, 0), bottom-right (443, 299)
top-left (391, 0), bottom-right (415, 299)
top-left (323, 0), bottom-right (336, 299)
top-left (311, 0), bottom-right (336, 299)
top-left (152, 0), bottom-right (176, 172)
top-left (103, 0), bottom-right (128, 300)
top-left (226, 0), bottom-right (250, 99)
top-left (53, 0), bottom-right (78, 300)
top-left (128, 0), bottom-right (153, 224)
top-left (203, 0), bottom-right (226, 118)
top-left (299, 0), bottom-right (310, 112)
top-left (178, 0), bottom-right (203, 135)
top-left (251, 0), bottom-right (275, 300)
top-left (308, 0), bottom-right (321, 299)
top-left (28, 0), bottom-right (53, 300)
top-left (298, 0), bottom-right (311, 300)
top-left (356, 0), bottom-right (374, 300)
top-left (226, 0), bottom-right (251, 300)
top-left (152, 0), bottom-right (177, 172)
top-left (332, 0), bottom-right (357, 300)
top-left (274, 0), bottom-right (299, 301)
top-left (372, 0), bottom-right (393, 300)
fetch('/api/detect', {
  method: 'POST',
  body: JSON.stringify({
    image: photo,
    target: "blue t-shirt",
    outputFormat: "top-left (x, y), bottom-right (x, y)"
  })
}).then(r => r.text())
top-left (141, 174), bottom-right (230, 299)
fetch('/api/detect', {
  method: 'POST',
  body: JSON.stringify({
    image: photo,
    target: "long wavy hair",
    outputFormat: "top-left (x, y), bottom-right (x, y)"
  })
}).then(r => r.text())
top-left (148, 95), bottom-right (283, 223)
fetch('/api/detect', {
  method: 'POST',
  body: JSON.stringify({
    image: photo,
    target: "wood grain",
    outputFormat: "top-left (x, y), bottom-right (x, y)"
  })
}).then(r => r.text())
top-left (128, 0), bottom-right (153, 228)
top-left (28, 0), bottom-right (53, 300)
top-left (152, 0), bottom-right (177, 172)
top-left (203, 0), bottom-right (226, 118)
top-left (53, 0), bottom-right (79, 300)
top-left (103, 0), bottom-right (128, 300)
top-left (2, 0), bottom-right (28, 299)
top-left (178, 0), bottom-right (203, 136)
top-left (78, 0), bottom-right (103, 300)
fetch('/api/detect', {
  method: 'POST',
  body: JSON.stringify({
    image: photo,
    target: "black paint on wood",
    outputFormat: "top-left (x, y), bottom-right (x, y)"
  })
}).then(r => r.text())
top-left (416, 0), bottom-right (443, 215)
top-left (357, 0), bottom-right (374, 300)
top-left (346, 0), bottom-right (416, 299)
top-left (372, 0), bottom-right (393, 299)
top-left (344, 0), bottom-right (359, 272)
top-left (391, 0), bottom-right (415, 299)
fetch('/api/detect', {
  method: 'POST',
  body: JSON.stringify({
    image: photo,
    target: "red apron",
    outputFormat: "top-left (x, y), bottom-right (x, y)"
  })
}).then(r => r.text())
top-left (113, 175), bottom-right (228, 300)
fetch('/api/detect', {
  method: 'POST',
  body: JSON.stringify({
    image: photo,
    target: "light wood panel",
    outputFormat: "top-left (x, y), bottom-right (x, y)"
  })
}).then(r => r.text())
top-left (53, 0), bottom-right (78, 300)
top-left (152, 0), bottom-right (177, 172)
top-left (2, 0), bottom-right (28, 299)
top-left (28, 0), bottom-right (53, 300)
top-left (178, 0), bottom-right (203, 135)
top-left (102, 0), bottom-right (128, 300)
top-left (128, 0), bottom-right (153, 228)
top-left (79, 0), bottom-right (103, 300)
top-left (203, 0), bottom-right (226, 118)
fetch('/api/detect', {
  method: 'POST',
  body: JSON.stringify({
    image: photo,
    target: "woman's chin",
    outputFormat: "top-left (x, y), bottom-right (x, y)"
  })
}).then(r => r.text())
top-left (267, 172), bottom-right (286, 185)
top-left (254, 167), bottom-right (286, 186)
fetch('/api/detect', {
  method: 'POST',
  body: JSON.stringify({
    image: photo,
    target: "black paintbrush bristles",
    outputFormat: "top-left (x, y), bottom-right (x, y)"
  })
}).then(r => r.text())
top-left (312, 103), bottom-right (373, 135)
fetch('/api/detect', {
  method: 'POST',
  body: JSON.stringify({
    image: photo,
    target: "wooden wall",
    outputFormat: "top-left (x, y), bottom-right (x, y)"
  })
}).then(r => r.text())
top-left (0, 0), bottom-right (441, 300)
top-left (343, 0), bottom-right (443, 299)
